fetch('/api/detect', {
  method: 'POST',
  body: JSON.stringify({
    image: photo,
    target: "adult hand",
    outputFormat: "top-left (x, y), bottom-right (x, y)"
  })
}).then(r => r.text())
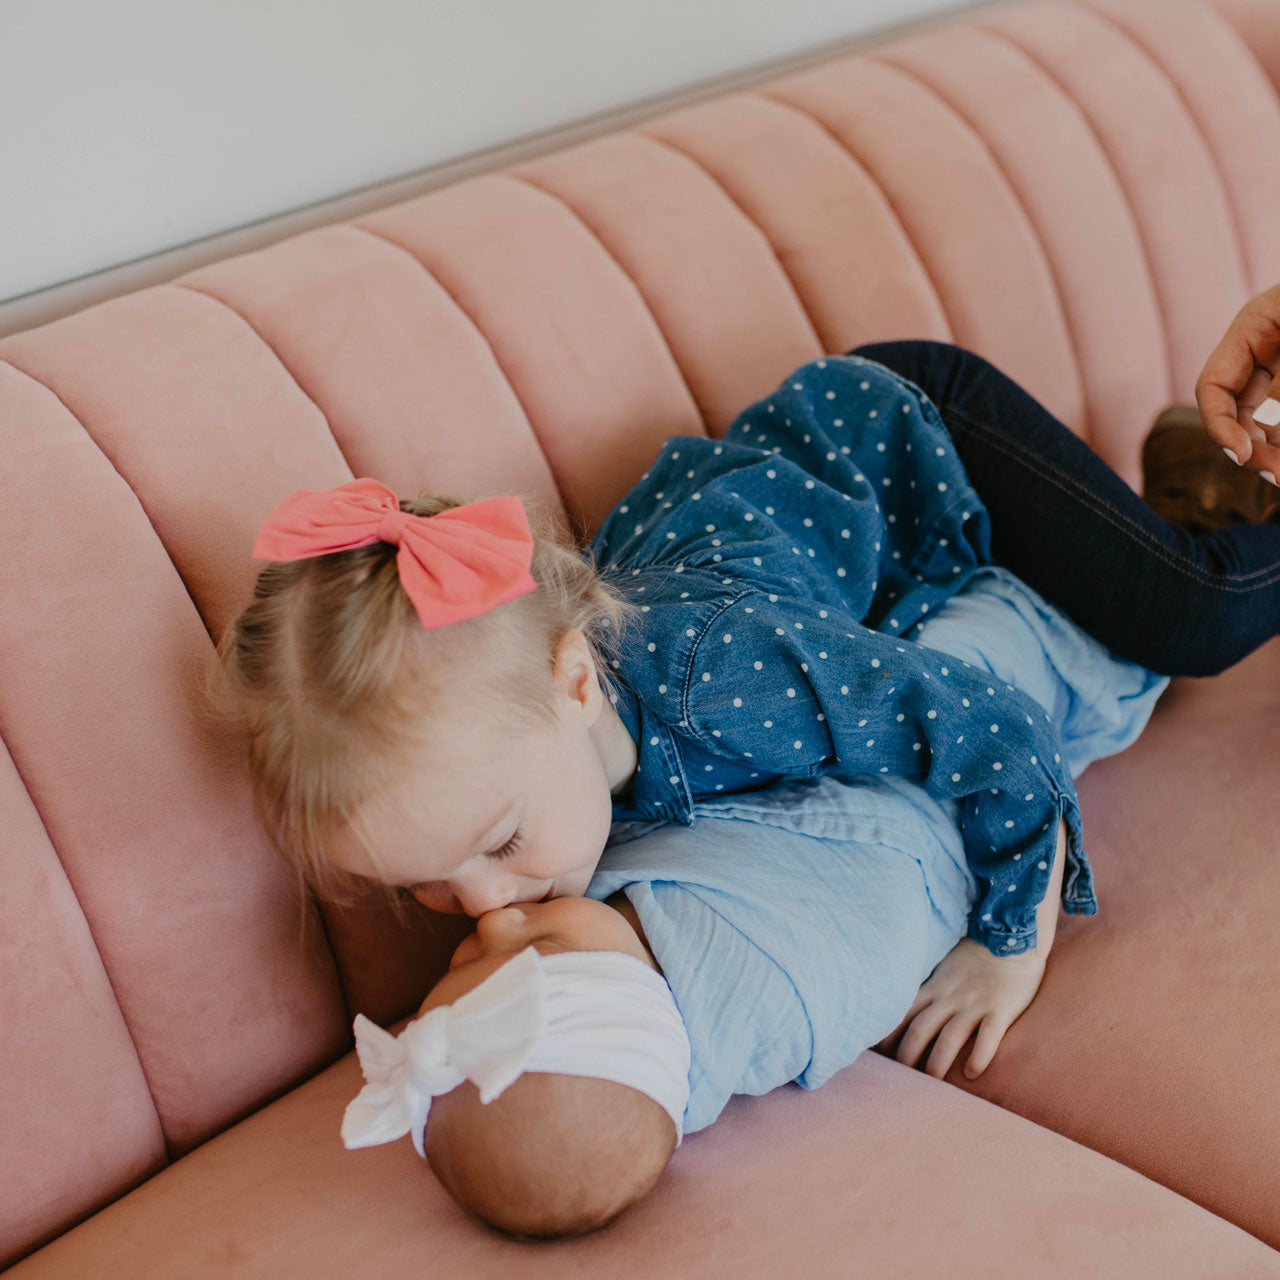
top-left (1195, 283), bottom-right (1280, 479)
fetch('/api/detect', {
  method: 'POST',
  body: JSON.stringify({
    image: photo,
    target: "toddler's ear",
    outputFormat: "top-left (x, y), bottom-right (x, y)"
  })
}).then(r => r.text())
top-left (551, 624), bottom-right (587, 668)
top-left (552, 628), bottom-right (602, 712)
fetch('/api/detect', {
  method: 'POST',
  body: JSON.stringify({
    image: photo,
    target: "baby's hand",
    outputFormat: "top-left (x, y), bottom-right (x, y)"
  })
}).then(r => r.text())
top-left (873, 935), bottom-right (1048, 1081)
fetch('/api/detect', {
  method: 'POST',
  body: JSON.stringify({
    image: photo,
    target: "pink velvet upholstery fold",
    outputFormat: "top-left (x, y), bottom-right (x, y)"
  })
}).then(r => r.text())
top-left (977, 2), bottom-right (1250, 407)
top-left (9, 1028), bottom-right (1280, 1280)
top-left (0, 730), bottom-right (164, 1259)
top-left (178, 225), bottom-right (571, 537)
top-left (762, 56), bottom-right (1087, 443)
top-left (355, 176), bottom-right (712, 538)
top-left (639, 94), bottom-right (954, 356)
top-left (4, 0), bottom-right (1280, 1270)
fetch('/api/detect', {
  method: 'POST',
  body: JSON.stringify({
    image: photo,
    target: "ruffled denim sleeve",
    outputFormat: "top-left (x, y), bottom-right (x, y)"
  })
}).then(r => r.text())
top-left (591, 354), bottom-right (1093, 955)
top-left (683, 586), bottom-right (1089, 956)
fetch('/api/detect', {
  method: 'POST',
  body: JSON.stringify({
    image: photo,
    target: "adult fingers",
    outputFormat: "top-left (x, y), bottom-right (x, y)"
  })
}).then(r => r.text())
top-left (1196, 319), bottom-right (1262, 463)
top-left (1239, 367), bottom-right (1280, 480)
top-left (1196, 286), bottom-right (1280, 465)
top-left (1254, 366), bottom-right (1280, 437)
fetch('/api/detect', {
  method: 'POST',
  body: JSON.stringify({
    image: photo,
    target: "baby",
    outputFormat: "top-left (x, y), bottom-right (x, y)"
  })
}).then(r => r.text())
top-left (211, 351), bottom-right (1134, 1083)
top-left (340, 566), bottom-right (1167, 1237)
top-left (343, 900), bottom-right (689, 1239)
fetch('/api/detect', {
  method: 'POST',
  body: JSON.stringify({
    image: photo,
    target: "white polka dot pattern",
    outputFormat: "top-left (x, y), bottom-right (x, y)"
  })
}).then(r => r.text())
top-left (590, 354), bottom-right (1091, 957)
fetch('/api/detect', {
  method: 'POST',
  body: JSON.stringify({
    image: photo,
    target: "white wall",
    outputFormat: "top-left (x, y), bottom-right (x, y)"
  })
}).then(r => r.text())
top-left (1, 0), bottom-right (977, 307)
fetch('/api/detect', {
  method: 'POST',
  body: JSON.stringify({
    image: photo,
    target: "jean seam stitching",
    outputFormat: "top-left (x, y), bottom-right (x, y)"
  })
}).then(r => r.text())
top-left (944, 402), bottom-right (1280, 590)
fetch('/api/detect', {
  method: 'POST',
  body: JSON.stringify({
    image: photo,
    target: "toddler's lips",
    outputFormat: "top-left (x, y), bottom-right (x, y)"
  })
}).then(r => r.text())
top-left (539, 885), bottom-right (556, 903)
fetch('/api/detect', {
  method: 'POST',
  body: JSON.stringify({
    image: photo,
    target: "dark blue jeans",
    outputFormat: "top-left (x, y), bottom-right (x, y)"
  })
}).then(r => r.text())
top-left (849, 340), bottom-right (1280, 677)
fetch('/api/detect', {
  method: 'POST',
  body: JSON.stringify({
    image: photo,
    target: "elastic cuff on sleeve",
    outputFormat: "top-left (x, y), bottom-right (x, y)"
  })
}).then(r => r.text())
top-left (1061, 895), bottom-right (1098, 917)
top-left (966, 917), bottom-right (1039, 957)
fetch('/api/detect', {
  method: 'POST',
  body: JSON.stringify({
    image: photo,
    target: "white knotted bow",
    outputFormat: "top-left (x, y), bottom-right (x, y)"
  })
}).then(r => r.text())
top-left (341, 945), bottom-right (547, 1157)
top-left (341, 945), bottom-right (692, 1158)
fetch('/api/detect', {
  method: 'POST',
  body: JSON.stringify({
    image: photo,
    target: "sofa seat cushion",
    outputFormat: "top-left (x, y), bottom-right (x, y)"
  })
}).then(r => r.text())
top-left (9, 1035), bottom-right (1278, 1279)
top-left (946, 640), bottom-right (1280, 1249)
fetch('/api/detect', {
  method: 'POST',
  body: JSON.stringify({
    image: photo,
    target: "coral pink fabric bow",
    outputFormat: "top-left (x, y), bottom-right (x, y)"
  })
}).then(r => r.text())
top-left (252, 477), bottom-right (537, 629)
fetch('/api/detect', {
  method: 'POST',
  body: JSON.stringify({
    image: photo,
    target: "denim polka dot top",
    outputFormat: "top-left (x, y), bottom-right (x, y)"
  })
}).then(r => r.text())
top-left (588, 354), bottom-right (1092, 959)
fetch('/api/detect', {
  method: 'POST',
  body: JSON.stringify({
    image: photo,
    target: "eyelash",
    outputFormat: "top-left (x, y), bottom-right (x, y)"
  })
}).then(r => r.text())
top-left (488, 829), bottom-right (524, 861)
top-left (395, 829), bottom-right (523, 902)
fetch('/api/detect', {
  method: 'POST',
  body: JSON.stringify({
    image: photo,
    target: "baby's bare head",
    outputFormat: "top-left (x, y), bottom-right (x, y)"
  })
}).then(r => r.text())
top-left (425, 1069), bottom-right (677, 1239)
top-left (406, 900), bottom-right (684, 1239)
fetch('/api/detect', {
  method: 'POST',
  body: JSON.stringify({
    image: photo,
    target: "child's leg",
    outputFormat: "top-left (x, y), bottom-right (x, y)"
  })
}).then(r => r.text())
top-left (910, 567), bottom-right (1167, 781)
top-left (849, 339), bottom-right (1280, 677)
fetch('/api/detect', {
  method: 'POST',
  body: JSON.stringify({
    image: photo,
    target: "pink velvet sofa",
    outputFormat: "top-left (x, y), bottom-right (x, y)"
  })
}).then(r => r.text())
top-left (4, 0), bottom-right (1280, 1273)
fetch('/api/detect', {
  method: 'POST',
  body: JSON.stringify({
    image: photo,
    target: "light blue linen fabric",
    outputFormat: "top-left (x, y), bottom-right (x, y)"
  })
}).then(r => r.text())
top-left (586, 568), bottom-right (1168, 1133)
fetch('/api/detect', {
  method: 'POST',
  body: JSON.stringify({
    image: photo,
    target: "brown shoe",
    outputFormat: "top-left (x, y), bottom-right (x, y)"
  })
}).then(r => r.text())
top-left (1141, 405), bottom-right (1280, 534)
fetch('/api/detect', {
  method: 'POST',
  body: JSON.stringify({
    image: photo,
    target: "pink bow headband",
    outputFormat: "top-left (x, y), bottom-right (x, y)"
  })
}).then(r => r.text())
top-left (252, 477), bottom-right (537, 629)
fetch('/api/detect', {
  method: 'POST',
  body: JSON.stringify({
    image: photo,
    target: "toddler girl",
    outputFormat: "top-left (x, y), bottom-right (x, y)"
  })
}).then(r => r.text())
top-left (210, 341), bottom-right (1280, 1072)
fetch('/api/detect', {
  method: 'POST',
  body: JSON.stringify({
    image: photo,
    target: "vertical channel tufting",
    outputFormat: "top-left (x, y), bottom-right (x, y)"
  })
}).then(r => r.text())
top-left (871, 22), bottom-right (1168, 478)
top-left (978, 2), bottom-right (1247, 404)
top-left (0, 292), bottom-right (353, 1161)
top-left (357, 173), bottom-right (708, 538)
top-left (509, 132), bottom-right (822, 442)
top-left (497, 169), bottom-right (711, 418)
top-left (622, 131), bottom-right (824, 346)
top-left (1076, 0), bottom-right (1280, 295)
top-left (863, 48), bottom-right (1089, 438)
top-left (177, 223), bottom-right (570, 548)
top-left (1070, 1), bottom-right (1249, 299)
top-left (0, 712), bottom-right (166, 1262)
top-left (174, 282), bottom-right (343, 448)
top-left (744, 87), bottom-right (960, 345)
top-left (1208, 0), bottom-right (1280, 96)
top-left (758, 53), bottom-right (1083, 434)
top-left (637, 91), bottom-right (952, 357)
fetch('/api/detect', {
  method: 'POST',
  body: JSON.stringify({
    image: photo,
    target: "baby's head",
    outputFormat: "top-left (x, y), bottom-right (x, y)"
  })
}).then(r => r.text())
top-left (342, 896), bottom-right (689, 1239)
top-left (205, 481), bottom-right (643, 923)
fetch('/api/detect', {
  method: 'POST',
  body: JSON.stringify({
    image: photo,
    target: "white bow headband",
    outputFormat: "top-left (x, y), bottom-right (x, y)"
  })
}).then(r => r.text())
top-left (341, 945), bottom-right (692, 1157)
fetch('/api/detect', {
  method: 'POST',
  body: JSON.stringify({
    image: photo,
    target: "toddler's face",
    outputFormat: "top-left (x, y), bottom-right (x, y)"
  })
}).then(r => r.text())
top-left (326, 629), bottom-right (637, 917)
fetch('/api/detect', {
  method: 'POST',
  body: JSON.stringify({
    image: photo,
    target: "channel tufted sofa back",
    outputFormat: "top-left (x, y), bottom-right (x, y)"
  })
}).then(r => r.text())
top-left (4, 0), bottom-right (1280, 1267)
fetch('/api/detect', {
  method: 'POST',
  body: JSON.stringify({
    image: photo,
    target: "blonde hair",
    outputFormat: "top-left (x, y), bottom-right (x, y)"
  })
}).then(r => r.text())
top-left (204, 490), bottom-right (643, 925)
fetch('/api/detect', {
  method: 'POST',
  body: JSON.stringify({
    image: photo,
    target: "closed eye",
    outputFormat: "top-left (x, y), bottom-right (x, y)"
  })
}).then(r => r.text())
top-left (393, 828), bottom-right (524, 903)
top-left (488, 828), bottom-right (524, 861)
